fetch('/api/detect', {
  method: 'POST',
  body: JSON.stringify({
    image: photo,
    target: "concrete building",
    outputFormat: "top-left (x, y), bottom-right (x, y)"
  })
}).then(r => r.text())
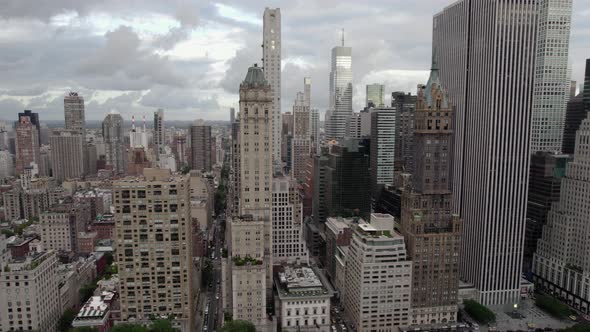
top-left (15, 113), bottom-right (41, 176)
top-left (228, 64), bottom-right (274, 331)
top-left (370, 107), bottom-right (396, 203)
top-left (562, 93), bottom-right (588, 154)
top-left (366, 83), bottom-right (385, 108)
top-left (530, 0), bottom-right (572, 153)
top-left (533, 118), bottom-right (590, 314)
top-left (326, 45), bottom-right (353, 141)
top-left (39, 201), bottom-right (90, 254)
top-left (310, 109), bottom-right (320, 154)
top-left (49, 130), bottom-right (84, 182)
top-left (17, 110), bottom-right (40, 146)
top-left (102, 110), bottom-right (125, 175)
top-left (113, 169), bottom-right (194, 331)
top-left (230, 107), bottom-right (236, 124)
top-left (190, 171), bottom-right (212, 231)
top-left (154, 109), bottom-right (165, 157)
top-left (292, 86), bottom-right (311, 183)
top-left (64, 92), bottom-right (85, 136)
top-left (129, 115), bottom-right (149, 150)
top-left (392, 92), bottom-right (417, 173)
top-left (434, 0), bottom-right (539, 304)
top-left (190, 120), bottom-right (212, 172)
top-left (342, 217), bottom-right (413, 331)
top-left (263, 8), bottom-right (282, 166)
top-left (72, 291), bottom-right (116, 332)
top-left (271, 176), bottom-right (308, 265)
top-left (276, 266), bottom-right (333, 332)
top-left (524, 152), bottom-right (569, 273)
top-left (400, 64), bottom-right (462, 325)
top-left (324, 217), bottom-right (354, 281)
top-left (0, 251), bottom-right (60, 332)
top-left (0, 150), bottom-right (14, 180)
top-left (347, 112), bottom-right (362, 139)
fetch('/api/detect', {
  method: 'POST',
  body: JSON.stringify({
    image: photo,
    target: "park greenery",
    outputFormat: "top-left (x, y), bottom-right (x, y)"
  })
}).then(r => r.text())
top-left (233, 255), bottom-right (263, 266)
top-left (535, 294), bottom-right (573, 318)
top-left (215, 165), bottom-right (229, 216)
top-left (220, 320), bottom-right (256, 332)
top-left (463, 299), bottom-right (496, 324)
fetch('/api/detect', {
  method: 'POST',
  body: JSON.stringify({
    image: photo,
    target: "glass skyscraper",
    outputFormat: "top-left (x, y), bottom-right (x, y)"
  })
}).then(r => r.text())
top-left (327, 46), bottom-right (352, 141)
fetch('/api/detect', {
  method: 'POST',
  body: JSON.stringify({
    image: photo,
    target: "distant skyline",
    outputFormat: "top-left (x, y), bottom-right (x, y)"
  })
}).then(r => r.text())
top-left (0, 0), bottom-right (589, 121)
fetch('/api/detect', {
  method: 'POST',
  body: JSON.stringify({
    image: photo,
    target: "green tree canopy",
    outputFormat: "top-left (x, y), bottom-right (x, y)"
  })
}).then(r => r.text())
top-left (110, 324), bottom-right (149, 332)
top-left (463, 299), bottom-right (496, 324)
top-left (69, 327), bottom-right (99, 332)
top-left (535, 294), bottom-right (572, 318)
top-left (57, 309), bottom-right (77, 332)
top-left (220, 320), bottom-right (256, 332)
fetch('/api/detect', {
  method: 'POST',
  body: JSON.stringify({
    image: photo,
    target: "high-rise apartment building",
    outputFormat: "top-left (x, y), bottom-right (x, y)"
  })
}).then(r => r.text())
top-left (310, 109), bottom-right (320, 155)
top-left (113, 168), bottom-right (193, 331)
top-left (562, 93), bottom-right (588, 154)
top-left (326, 45), bottom-right (352, 141)
top-left (401, 63), bottom-right (461, 325)
top-left (18, 110), bottom-right (41, 145)
top-left (0, 251), bottom-right (60, 332)
top-left (0, 151), bottom-right (14, 180)
top-left (230, 107), bottom-right (236, 124)
top-left (533, 118), bottom-right (590, 313)
top-left (272, 176), bottom-right (308, 265)
top-left (346, 112), bottom-right (362, 139)
top-left (392, 92), bottom-right (417, 173)
top-left (263, 8), bottom-right (282, 166)
top-left (370, 107), bottom-right (396, 202)
top-left (342, 216), bottom-right (412, 331)
top-left (15, 113), bottom-right (41, 176)
top-left (154, 109), bottom-right (165, 157)
top-left (64, 92), bottom-right (85, 136)
top-left (366, 83), bottom-right (385, 108)
top-left (49, 130), bottom-right (84, 182)
top-left (530, 0), bottom-right (572, 153)
top-left (434, 0), bottom-right (539, 304)
top-left (229, 64), bottom-right (273, 331)
top-left (102, 111), bottom-right (126, 175)
top-left (39, 201), bottom-right (90, 253)
top-left (524, 152), bottom-right (569, 273)
top-left (190, 120), bottom-right (212, 172)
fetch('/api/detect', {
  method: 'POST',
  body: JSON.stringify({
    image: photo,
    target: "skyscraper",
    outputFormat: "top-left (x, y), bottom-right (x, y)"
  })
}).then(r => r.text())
top-left (530, 0), bottom-right (572, 153)
top-left (370, 107), bottom-right (396, 203)
top-left (401, 61), bottom-right (462, 325)
top-left (229, 64), bottom-right (273, 331)
top-left (292, 82), bottom-right (311, 183)
top-left (102, 110), bottom-right (125, 174)
top-left (326, 43), bottom-right (352, 141)
top-left (49, 130), bottom-right (84, 182)
top-left (15, 113), bottom-right (41, 176)
top-left (230, 107), bottom-right (236, 124)
top-left (366, 83), bottom-right (385, 108)
top-left (64, 92), bottom-right (85, 136)
top-left (18, 110), bottom-right (40, 145)
top-left (434, 0), bottom-right (539, 304)
top-left (154, 109), bottom-right (164, 157)
top-left (310, 109), bottom-right (320, 154)
top-left (263, 8), bottom-right (282, 166)
top-left (533, 118), bottom-right (590, 311)
top-left (190, 120), bottom-right (212, 172)
top-left (113, 169), bottom-right (193, 331)
top-left (562, 94), bottom-right (588, 154)
top-left (392, 92), bottom-right (417, 173)
top-left (584, 59), bottom-right (590, 107)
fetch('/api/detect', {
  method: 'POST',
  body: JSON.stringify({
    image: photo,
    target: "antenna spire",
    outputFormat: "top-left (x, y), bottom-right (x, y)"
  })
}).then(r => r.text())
top-left (341, 28), bottom-right (344, 46)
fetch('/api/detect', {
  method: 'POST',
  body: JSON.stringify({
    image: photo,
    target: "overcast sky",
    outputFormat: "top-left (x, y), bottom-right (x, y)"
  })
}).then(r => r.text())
top-left (0, 0), bottom-right (588, 122)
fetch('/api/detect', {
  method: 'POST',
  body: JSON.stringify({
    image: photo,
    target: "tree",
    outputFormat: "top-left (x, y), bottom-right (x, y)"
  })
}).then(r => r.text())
top-left (57, 309), bottom-right (77, 332)
top-left (151, 319), bottom-right (179, 332)
top-left (79, 282), bottom-right (98, 303)
top-left (535, 294), bottom-right (572, 318)
top-left (104, 252), bottom-right (114, 266)
top-left (110, 324), bottom-right (149, 332)
top-left (463, 299), bottom-right (496, 324)
top-left (220, 320), bottom-right (256, 332)
top-left (562, 324), bottom-right (590, 332)
top-left (69, 327), bottom-right (99, 332)
top-left (224, 312), bottom-right (233, 322)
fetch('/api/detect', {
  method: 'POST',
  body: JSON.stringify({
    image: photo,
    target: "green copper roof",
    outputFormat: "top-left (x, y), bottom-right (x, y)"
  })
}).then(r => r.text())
top-left (242, 64), bottom-right (268, 86)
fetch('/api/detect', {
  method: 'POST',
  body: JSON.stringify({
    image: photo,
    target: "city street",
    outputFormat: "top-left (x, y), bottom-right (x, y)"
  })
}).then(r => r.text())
top-left (203, 216), bottom-right (224, 332)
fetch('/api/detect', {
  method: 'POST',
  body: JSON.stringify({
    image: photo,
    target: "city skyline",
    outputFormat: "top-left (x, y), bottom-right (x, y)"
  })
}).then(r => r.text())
top-left (0, 0), bottom-right (589, 122)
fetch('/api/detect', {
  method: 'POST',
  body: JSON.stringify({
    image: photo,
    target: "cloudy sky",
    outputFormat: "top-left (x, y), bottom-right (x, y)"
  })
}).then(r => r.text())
top-left (0, 0), bottom-right (589, 122)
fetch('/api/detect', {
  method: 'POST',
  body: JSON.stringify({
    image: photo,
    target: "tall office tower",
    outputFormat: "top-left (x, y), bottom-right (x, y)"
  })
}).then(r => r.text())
top-left (562, 94), bottom-right (588, 154)
top-left (230, 107), bottom-right (236, 124)
top-left (570, 81), bottom-right (577, 98)
top-left (400, 64), bottom-right (462, 325)
top-left (263, 8), bottom-right (282, 166)
top-left (370, 107), bottom-right (396, 203)
top-left (15, 114), bottom-right (41, 176)
top-left (310, 109), bottom-right (320, 154)
top-left (312, 152), bottom-right (329, 224)
top-left (346, 112), bottom-right (362, 138)
top-left (102, 110), bottom-right (126, 175)
top-left (282, 112), bottom-right (294, 170)
top-left (326, 43), bottom-right (353, 141)
top-left (0, 251), bottom-right (60, 332)
top-left (49, 130), bottom-right (84, 182)
top-left (392, 92), bottom-right (417, 173)
top-left (523, 152), bottom-right (569, 273)
top-left (18, 110), bottom-right (41, 145)
top-left (114, 169), bottom-right (193, 331)
top-left (293, 88), bottom-right (311, 183)
top-left (189, 120), bottom-right (212, 172)
top-left (271, 176), bottom-right (308, 265)
top-left (366, 83), bottom-right (385, 108)
top-left (64, 92), bottom-right (85, 136)
top-left (530, 0), bottom-right (572, 153)
top-left (229, 64), bottom-right (273, 330)
top-left (154, 109), bottom-right (165, 158)
top-left (343, 216), bottom-right (413, 331)
top-left (229, 119), bottom-right (241, 216)
top-left (584, 59), bottom-right (590, 107)
top-left (434, 0), bottom-right (539, 304)
top-left (0, 150), bottom-right (14, 179)
top-left (533, 118), bottom-right (590, 310)
top-left (304, 77), bottom-right (311, 108)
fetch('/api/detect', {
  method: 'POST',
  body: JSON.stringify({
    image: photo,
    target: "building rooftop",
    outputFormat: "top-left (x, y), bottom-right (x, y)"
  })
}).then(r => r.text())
top-left (242, 64), bottom-right (268, 87)
top-left (276, 266), bottom-right (333, 299)
top-left (74, 291), bottom-right (114, 323)
top-left (4, 250), bottom-right (52, 272)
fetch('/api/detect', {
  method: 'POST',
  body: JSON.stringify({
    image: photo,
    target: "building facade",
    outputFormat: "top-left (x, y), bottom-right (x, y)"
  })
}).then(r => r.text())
top-left (434, 0), bottom-right (539, 304)
top-left (366, 83), bottom-right (385, 108)
top-left (113, 169), bottom-right (194, 331)
top-left (370, 107), bottom-right (396, 203)
top-left (326, 46), bottom-right (353, 141)
top-left (400, 63), bottom-right (461, 325)
top-left (562, 93), bottom-right (588, 154)
top-left (50, 130), bottom-right (85, 182)
top-left (263, 8), bottom-right (282, 166)
top-left (533, 118), bottom-right (590, 314)
top-left (154, 109), bottom-right (165, 157)
top-left (39, 201), bottom-right (90, 254)
top-left (190, 121), bottom-right (212, 172)
top-left (64, 92), bottom-right (85, 136)
top-left (102, 111), bottom-right (125, 175)
top-left (392, 92), bottom-right (417, 173)
top-left (15, 114), bottom-right (41, 176)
